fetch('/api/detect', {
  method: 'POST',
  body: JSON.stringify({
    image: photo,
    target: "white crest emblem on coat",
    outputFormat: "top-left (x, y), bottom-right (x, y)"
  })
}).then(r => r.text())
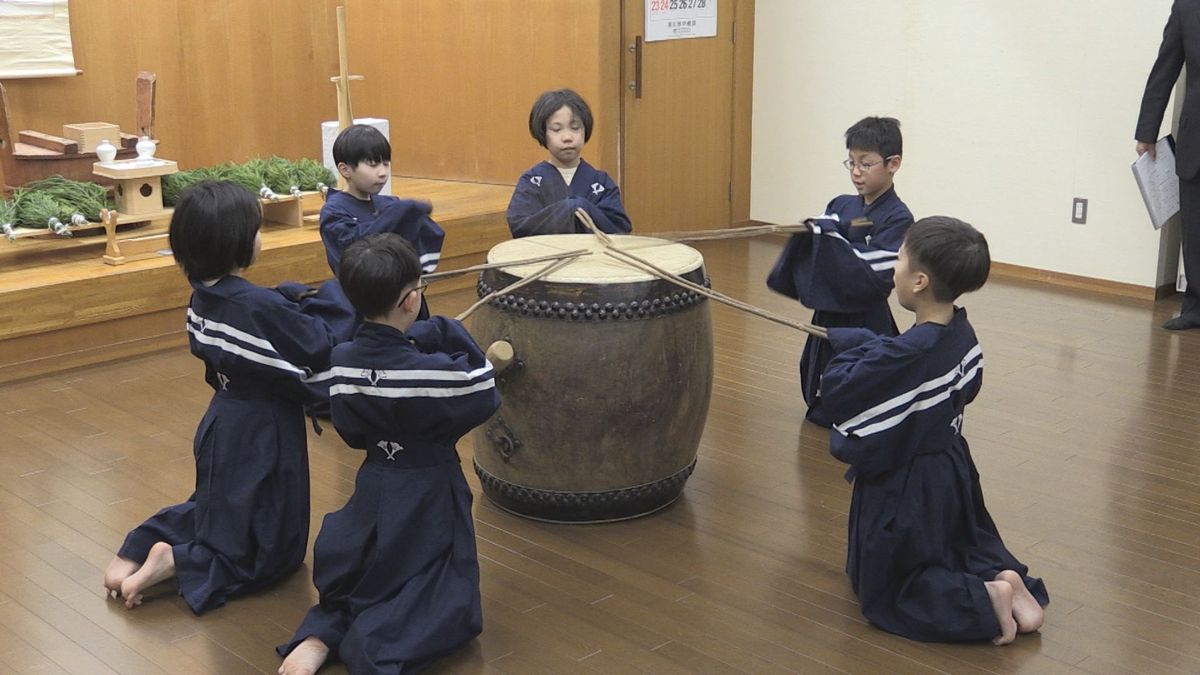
top-left (591, 182), bottom-right (604, 196)
top-left (217, 372), bottom-right (230, 391)
top-left (365, 369), bottom-right (380, 386)
top-left (376, 440), bottom-right (403, 460)
top-left (530, 176), bottom-right (542, 187)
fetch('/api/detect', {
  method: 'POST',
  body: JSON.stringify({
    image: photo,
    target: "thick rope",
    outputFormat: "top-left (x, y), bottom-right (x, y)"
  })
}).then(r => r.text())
top-left (642, 222), bottom-right (811, 243)
top-left (424, 248), bottom-right (589, 283)
top-left (574, 208), bottom-right (827, 339)
top-left (455, 254), bottom-right (584, 322)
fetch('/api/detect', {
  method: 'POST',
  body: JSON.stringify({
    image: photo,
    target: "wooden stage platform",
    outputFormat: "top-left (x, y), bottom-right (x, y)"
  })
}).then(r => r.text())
top-left (0, 178), bottom-right (514, 385)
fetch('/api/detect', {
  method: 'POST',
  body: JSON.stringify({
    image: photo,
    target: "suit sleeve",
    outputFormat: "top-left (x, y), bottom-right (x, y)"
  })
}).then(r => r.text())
top-left (1136, 2), bottom-right (1184, 142)
top-left (251, 299), bottom-right (346, 406)
top-left (765, 211), bottom-right (909, 312)
top-left (374, 200), bottom-right (445, 273)
top-left (575, 173), bottom-right (633, 234)
top-left (827, 327), bottom-right (882, 354)
top-left (506, 177), bottom-right (576, 237)
top-left (820, 335), bottom-right (925, 479)
top-left (292, 280), bottom-right (358, 343)
top-left (327, 346), bottom-right (369, 450)
top-left (320, 199), bottom-right (444, 272)
top-left (407, 316), bottom-right (496, 369)
top-left (413, 320), bottom-right (501, 436)
top-left (378, 317), bottom-right (501, 439)
top-left (318, 204), bottom-right (357, 272)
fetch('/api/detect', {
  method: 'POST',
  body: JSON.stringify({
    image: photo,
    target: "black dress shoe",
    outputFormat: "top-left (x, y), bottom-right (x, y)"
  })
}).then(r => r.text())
top-left (1162, 314), bottom-right (1200, 330)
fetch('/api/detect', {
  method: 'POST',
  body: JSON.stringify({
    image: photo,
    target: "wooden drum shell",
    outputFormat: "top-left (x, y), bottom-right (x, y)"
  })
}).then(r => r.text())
top-left (470, 261), bottom-right (713, 523)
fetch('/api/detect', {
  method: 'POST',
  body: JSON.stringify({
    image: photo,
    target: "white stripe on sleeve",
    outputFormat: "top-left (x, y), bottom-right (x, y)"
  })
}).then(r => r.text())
top-left (833, 344), bottom-right (983, 434)
top-left (330, 379), bottom-right (496, 399)
top-left (836, 361), bottom-right (983, 438)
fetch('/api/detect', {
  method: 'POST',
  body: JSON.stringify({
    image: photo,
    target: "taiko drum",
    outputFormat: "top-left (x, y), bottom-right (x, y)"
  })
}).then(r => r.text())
top-left (469, 234), bottom-right (713, 522)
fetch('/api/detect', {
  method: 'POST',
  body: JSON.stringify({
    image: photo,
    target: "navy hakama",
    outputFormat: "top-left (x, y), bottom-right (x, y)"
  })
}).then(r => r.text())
top-left (821, 309), bottom-right (1049, 642)
top-left (506, 159), bottom-right (633, 237)
top-left (118, 276), bottom-right (354, 614)
top-left (278, 318), bottom-right (500, 673)
top-left (766, 187), bottom-right (913, 426)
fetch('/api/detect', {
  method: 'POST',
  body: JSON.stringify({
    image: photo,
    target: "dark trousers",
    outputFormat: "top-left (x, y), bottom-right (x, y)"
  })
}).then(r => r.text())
top-left (1179, 175), bottom-right (1200, 317)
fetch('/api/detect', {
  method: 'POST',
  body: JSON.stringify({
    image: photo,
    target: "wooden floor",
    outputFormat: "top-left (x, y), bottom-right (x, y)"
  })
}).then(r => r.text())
top-left (0, 237), bottom-right (1197, 674)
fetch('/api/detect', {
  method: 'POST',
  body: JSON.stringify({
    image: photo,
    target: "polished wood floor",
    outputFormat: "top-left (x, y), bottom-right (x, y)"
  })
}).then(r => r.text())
top-left (0, 237), bottom-right (1197, 674)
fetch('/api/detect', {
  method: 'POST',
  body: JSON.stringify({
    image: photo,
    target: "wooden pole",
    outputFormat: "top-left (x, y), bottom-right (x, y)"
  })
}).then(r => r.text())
top-left (334, 5), bottom-right (352, 190)
top-left (335, 6), bottom-right (353, 131)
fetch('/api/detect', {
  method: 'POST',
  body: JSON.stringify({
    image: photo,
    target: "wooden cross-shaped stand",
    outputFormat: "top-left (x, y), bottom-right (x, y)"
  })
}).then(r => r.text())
top-left (330, 5), bottom-right (361, 189)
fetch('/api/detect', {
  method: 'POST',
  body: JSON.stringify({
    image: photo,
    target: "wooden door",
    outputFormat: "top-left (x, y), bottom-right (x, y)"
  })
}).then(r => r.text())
top-left (620, 0), bottom-right (736, 232)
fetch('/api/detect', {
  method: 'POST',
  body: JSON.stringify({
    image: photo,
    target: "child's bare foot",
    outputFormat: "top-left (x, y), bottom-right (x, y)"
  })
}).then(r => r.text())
top-left (279, 636), bottom-right (330, 675)
top-left (119, 541), bottom-right (176, 609)
top-left (985, 579), bottom-right (1017, 646)
top-left (998, 569), bottom-right (1044, 633)
top-left (103, 556), bottom-right (140, 598)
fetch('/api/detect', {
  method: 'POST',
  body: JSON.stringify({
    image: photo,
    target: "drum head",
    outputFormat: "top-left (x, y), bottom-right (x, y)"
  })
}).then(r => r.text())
top-left (487, 234), bottom-right (703, 284)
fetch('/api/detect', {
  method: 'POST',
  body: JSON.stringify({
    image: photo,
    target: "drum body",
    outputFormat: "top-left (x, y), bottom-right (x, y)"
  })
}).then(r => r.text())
top-left (470, 234), bottom-right (713, 522)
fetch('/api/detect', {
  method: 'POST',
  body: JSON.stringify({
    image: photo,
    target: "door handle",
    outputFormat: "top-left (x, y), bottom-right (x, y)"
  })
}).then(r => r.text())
top-left (627, 36), bottom-right (643, 99)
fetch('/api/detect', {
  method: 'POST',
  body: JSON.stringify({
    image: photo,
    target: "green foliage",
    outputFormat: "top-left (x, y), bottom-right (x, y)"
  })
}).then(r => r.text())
top-left (153, 157), bottom-right (336, 208)
top-left (16, 189), bottom-right (70, 228)
top-left (0, 196), bottom-right (16, 226)
top-left (291, 158), bottom-right (335, 191)
top-left (258, 156), bottom-right (300, 193)
top-left (21, 175), bottom-right (110, 221)
top-left (219, 161), bottom-right (267, 195)
top-left (162, 166), bottom-right (224, 206)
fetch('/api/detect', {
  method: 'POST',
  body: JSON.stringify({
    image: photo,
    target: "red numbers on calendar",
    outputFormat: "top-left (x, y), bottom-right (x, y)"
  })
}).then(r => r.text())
top-left (650, 0), bottom-right (707, 11)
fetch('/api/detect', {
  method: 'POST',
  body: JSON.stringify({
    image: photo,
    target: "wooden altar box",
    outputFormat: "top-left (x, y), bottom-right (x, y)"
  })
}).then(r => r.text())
top-left (92, 158), bottom-right (179, 216)
top-left (63, 122), bottom-right (121, 153)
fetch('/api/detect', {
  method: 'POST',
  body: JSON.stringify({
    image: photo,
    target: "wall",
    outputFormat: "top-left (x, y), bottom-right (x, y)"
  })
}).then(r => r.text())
top-left (3, 0), bottom-right (342, 169)
top-left (751, 1), bottom-right (1175, 288)
top-left (349, 0), bottom-right (618, 184)
top-left (2, 0), bottom-right (616, 184)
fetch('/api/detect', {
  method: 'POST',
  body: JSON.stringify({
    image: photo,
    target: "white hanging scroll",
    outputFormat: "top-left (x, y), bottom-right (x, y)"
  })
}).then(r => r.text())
top-left (0, 0), bottom-right (78, 79)
top-left (645, 0), bottom-right (718, 42)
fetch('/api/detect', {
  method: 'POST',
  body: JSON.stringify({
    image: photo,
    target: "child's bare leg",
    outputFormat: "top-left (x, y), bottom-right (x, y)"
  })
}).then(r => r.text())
top-left (997, 569), bottom-right (1044, 633)
top-left (984, 579), bottom-right (1017, 646)
top-left (279, 636), bottom-right (330, 675)
top-left (119, 541), bottom-right (176, 609)
top-left (103, 556), bottom-right (140, 598)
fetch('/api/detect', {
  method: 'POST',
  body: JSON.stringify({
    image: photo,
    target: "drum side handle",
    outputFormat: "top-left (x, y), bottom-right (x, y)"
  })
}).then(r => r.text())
top-left (486, 418), bottom-right (522, 463)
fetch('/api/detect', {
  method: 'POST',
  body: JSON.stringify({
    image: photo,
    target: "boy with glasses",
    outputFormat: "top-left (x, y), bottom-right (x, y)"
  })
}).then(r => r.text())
top-left (277, 233), bottom-right (500, 674)
top-left (767, 116), bottom-right (913, 427)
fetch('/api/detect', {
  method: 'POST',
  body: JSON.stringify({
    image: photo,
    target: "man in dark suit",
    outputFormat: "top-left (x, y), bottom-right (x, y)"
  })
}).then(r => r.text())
top-left (1138, 0), bottom-right (1200, 329)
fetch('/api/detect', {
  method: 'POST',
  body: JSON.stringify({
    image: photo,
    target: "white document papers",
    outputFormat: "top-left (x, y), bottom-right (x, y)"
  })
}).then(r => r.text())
top-left (1131, 137), bottom-right (1179, 230)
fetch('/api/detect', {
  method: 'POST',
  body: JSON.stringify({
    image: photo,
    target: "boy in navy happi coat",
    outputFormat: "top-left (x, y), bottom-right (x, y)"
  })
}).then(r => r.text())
top-left (506, 88), bottom-right (633, 237)
top-left (278, 233), bottom-right (500, 675)
top-left (821, 216), bottom-right (1048, 645)
top-left (105, 181), bottom-right (356, 613)
top-left (321, 124), bottom-right (445, 318)
top-left (767, 116), bottom-right (914, 426)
